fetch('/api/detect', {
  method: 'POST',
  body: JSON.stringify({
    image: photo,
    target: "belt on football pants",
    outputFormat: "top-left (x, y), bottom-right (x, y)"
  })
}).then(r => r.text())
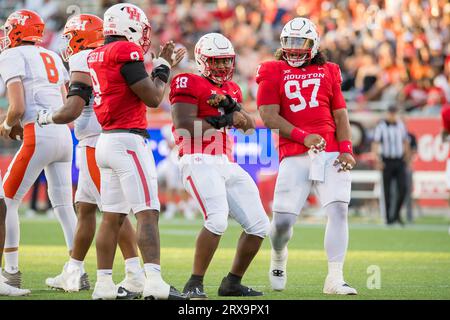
top-left (102, 128), bottom-right (150, 139)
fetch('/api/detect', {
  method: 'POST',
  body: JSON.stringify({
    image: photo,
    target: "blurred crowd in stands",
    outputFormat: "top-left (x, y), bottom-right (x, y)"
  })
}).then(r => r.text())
top-left (1, 0), bottom-right (450, 117)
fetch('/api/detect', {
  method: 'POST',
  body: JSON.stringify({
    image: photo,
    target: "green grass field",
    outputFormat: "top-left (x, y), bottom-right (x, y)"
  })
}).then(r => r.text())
top-left (1, 215), bottom-right (449, 300)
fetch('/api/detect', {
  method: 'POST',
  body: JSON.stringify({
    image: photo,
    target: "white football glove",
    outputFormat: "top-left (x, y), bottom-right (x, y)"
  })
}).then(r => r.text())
top-left (36, 109), bottom-right (54, 127)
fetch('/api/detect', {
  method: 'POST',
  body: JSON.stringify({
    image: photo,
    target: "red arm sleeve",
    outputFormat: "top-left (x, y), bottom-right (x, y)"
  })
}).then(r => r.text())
top-left (256, 62), bottom-right (281, 107)
top-left (329, 63), bottom-right (346, 111)
top-left (169, 74), bottom-right (199, 105)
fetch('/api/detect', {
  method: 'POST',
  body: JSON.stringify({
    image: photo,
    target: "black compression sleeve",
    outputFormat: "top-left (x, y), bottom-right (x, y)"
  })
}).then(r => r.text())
top-left (67, 82), bottom-right (93, 105)
top-left (120, 61), bottom-right (149, 86)
top-left (151, 65), bottom-right (170, 83)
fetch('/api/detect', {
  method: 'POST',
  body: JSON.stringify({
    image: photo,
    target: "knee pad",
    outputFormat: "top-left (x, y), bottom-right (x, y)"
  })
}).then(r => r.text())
top-left (204, 213), bottom-right (228, 236)
top-left (272, 212), bottom-right (297, 233)
top-left (324, 201), bottom-right (348, 220)
top-left (48, 184), bottom-right (73, 207)
top-left (244, 214), bottom-right (271, 238)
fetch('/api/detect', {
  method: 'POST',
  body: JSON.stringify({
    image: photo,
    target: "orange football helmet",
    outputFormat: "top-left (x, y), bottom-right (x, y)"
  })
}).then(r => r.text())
top-left (0, 10), bottom-right (44, 52)
top-left (61, 14), bottom-right (104, 62)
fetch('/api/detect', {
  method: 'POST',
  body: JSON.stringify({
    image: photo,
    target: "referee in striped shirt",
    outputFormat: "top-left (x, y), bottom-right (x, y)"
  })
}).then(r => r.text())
top-left (372, 106), bottom-right (411, 225)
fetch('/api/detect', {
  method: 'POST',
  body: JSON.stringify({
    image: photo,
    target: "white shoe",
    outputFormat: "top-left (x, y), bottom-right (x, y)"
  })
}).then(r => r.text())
top-left (143, 277), bottom-right (170, 300)
top-left (45, 272), bottom-right (64, 290)
top-left (323, 276), bottom-right (357, 295)
top-left (269, 248), bottom-right (288, 291)
top-left (92, 279), bottom-right (117, 300)
top-left (45, 263), bottom-right (81, 292)
top-left (116, 269), bottom-right (145, 294)
top-left (0, 280), bottom-right (31, 296)
top-left (143, 276), bottom-right (186, 300)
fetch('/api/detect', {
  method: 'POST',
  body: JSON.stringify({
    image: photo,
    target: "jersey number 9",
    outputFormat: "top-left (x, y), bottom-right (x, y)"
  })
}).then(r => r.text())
top-left (89, 68), bottom-right (102, 105)
top-left (285, 79), bottom-right (320, 112)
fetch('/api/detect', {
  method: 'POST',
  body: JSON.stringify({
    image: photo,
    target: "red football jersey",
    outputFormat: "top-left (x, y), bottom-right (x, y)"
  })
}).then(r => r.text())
top-left (256, 60), bottom-right (346, 161)
top-left (441, 105), bottom-right (450, 132)
top-left (169, 73), bottom-right (242, 158)
top-left (441, 105), bottom-right (450, 159)
top-left (87, 41), bottom-right (147, 130)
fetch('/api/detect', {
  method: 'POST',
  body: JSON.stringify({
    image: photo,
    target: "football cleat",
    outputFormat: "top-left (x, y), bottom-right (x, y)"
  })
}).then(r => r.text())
top-left (183, 281), bottom-right (208, 300)
top-left (116, 286), bottom-right (142, 300)
top-left (143, 278), bottom-right (188, 300)
top-left (2, 270), bottom-right (22, 288)
top-left (46, 271), bottom-right (90, 291)
top-left (80, 273), bottom-right (90, 291)
top-left (323, 276), bottom-right (358, 295)
top-left (92, 279), bottom-right (117, 300)
top-left (0, 280), bottom-right (31, 296)
top-left (116, 269), bottom-right (145, 295)
top-left (45, 263), bottom-right (85, 292)
top-left (218, 277), bottom-right (263, 297)
top-left (269, 248), bottom-right (288, 291)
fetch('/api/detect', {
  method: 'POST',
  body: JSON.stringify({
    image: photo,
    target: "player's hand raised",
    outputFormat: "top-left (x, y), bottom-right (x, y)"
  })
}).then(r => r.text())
top-left (232, 111), bottom-right (247, 128)
top-left (171, 47), bottom-right (187, 68)
top-left (158, 41), bottom-right (175, 66)
top-left (304, 134), bottom-right (326, 153)
top-left (334, 153), bottom-right (356, 172)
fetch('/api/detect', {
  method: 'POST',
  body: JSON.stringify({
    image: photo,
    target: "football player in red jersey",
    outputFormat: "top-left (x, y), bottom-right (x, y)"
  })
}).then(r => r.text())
top-left (170, 33), bottom-right (270, 299)
top-left (86, 3), bottom-right (186, 300)
top-left (441, 105), bottom-right (450, 235)
top-left (37, 14), bottom-right (145, 298)
top-left (257, 18), bottom-right (357, 295)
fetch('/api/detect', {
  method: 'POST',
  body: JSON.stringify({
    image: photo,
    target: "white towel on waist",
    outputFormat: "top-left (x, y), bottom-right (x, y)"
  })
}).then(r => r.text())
top-left (308, 149), bottom-right (326, 182)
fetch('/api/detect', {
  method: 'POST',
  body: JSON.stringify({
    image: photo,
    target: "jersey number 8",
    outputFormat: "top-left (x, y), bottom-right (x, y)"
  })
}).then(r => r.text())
top-left (40, 53), bottom-right (59, 84)
top-left (285, 79), bottom-right (320, 112)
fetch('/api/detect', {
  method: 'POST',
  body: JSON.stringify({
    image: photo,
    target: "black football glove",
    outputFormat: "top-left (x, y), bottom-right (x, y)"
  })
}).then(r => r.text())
top-left (151, 65), bottom-right (170, 83)
top-left (207, 94), bottom-right (241, 114)
top-left (205, 113), bottom-right (234, 129)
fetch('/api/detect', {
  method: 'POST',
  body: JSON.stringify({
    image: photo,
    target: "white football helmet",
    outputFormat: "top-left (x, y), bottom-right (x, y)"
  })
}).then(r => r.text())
top-left (280, 17), bottom-right (320, 67)
top-left (194, 33), bottom-right (235, 85)
top-left (103, 3), bottom-right (151, 53)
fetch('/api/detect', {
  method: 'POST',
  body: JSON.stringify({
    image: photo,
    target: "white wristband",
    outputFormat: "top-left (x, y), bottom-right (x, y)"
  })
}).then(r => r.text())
top-left (152, 57), bottom-right (171, 70)
top-left (2, 121), bottom-right (12, 130)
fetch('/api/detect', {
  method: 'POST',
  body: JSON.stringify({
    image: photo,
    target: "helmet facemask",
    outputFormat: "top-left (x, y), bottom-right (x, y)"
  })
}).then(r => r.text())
top-left (138, 22), bottom-right (151, 54)
top-left (281, 37), bottom-right (314, 67)
top-left (0, 24), bottom-right (12, 53)
top-left (60, 32), bottom-right (74, 62)
top-left (203, 55), bottom-right (235, 85)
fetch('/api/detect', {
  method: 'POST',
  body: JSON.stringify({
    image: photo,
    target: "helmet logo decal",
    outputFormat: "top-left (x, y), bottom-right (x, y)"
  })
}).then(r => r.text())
top-left (213, 37), bottom-right (229, 50)
top-left (125, 7), bottom-right (141, 21)
top-left (76, 20), bottom-right (88, 31)
top-left (291, 19), bottom-right (306, 32)
top-left (12, 14), bottom-right (29, 26)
